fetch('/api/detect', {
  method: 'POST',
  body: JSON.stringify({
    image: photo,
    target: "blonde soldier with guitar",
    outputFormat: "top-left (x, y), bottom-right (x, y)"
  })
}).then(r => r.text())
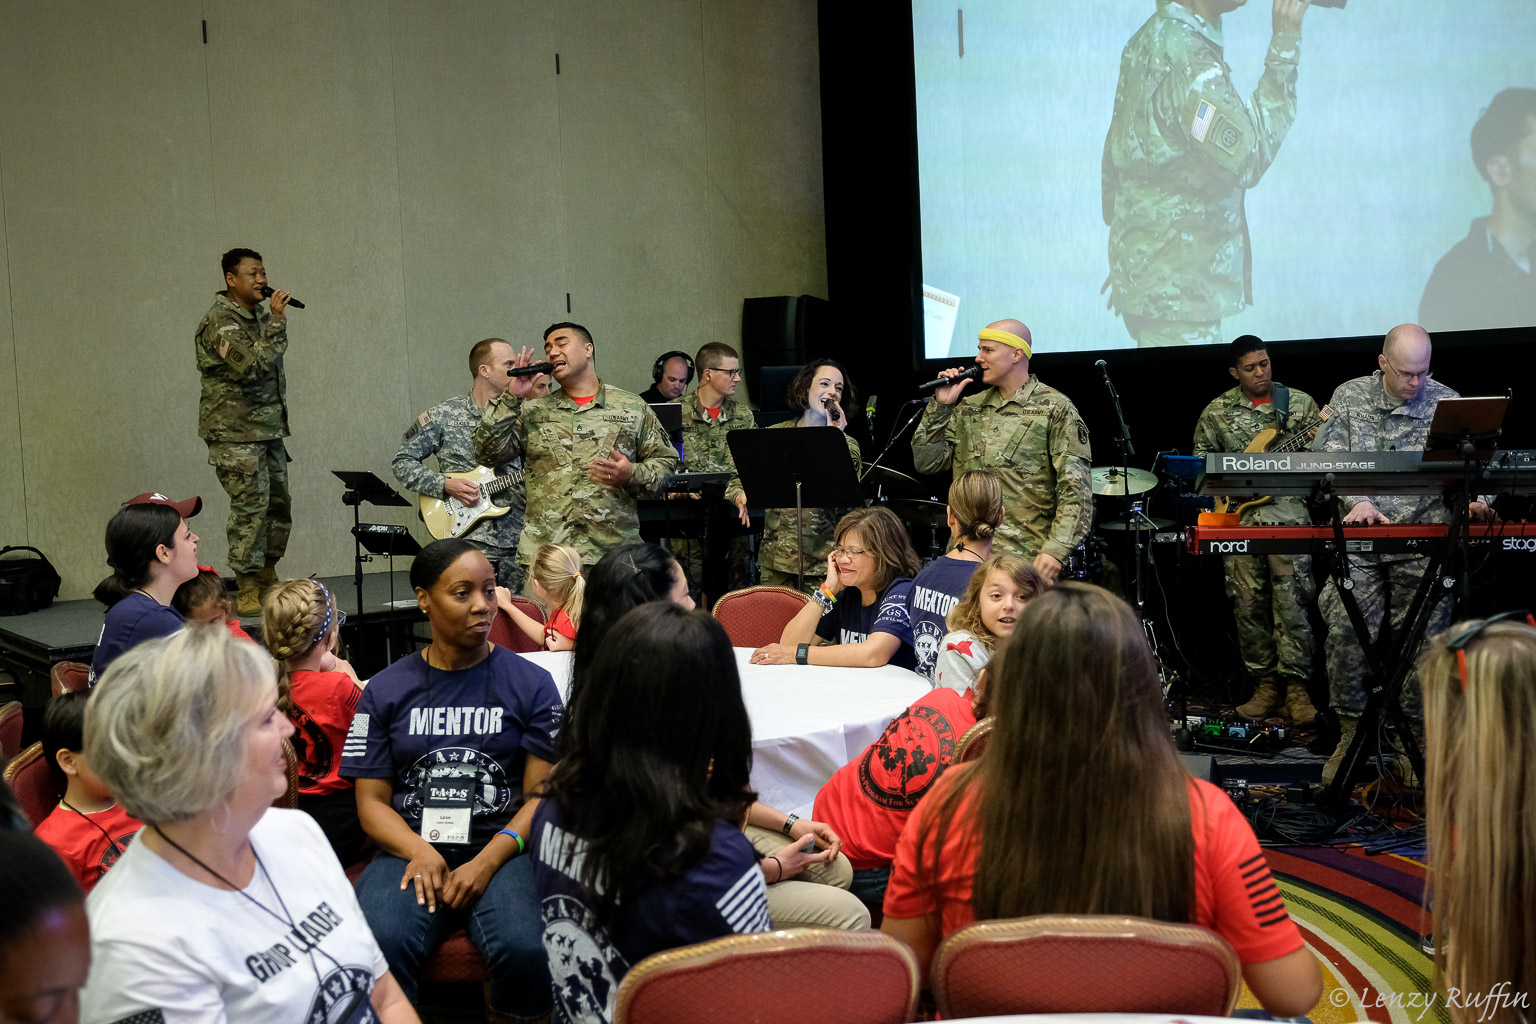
top-left (1192, 336), bottom-right (1323, 726)
top-left (392, 339), bottom-right (531, 591)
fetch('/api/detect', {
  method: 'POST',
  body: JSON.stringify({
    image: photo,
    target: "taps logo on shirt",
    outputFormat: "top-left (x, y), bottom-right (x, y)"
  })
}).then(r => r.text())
top-left (858, 704), bottom-right (958, 810)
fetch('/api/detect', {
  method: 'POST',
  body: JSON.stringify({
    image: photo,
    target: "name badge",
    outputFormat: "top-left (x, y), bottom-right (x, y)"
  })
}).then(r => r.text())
top-left (419, 777), bottom-right (474, 845)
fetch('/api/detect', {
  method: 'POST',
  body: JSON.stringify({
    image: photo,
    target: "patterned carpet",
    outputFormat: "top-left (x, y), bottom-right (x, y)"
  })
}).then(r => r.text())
top-left (1233, 844), bottom-right (1442, 1023)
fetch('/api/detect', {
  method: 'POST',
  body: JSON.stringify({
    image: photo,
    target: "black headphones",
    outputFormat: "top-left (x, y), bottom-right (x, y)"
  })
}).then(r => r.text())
top-left (652, 351), bottom-right (695, 385)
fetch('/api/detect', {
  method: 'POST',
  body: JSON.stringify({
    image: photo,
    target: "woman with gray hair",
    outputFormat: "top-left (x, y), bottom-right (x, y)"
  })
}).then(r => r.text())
top-left (78, 624), bottom-right (420, 1024)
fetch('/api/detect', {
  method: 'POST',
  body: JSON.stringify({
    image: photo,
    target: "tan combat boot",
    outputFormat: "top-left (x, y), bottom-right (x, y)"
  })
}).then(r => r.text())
top-left (1283, 680), bottom-right (1319, 726)
top-left (235, 572), bottom-right (262, 617)
top-left (1320, 713), bottom-right (1359, 786)
top-left (254, 562), bottom-right (279, 599)
top-left (1235, 678), bottom-right (1282, 721)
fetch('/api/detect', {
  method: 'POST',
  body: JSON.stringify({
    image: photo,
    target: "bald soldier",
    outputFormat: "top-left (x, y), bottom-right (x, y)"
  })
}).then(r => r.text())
top-left (1311, 324), bottom-right (1495, 783)
top-left (912, 319), bottom-right (1093, 583)
top-left (1103, 0), bottom-right (1309, 347)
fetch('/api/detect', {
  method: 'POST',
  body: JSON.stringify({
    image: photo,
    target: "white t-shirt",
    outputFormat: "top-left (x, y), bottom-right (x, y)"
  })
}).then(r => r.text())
top-left (81, 808), bottom-right (388, 1024)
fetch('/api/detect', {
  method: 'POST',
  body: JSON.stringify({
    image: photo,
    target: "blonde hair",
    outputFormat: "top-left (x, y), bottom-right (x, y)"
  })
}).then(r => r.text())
top-left (531, 543), bottom-right (586, 630)
top-left (85, 624), bottom-right (277, 825)
top-left (948, 470), bottom-right (1004, 543)
top-left (834, 507), bottom-right (922, 595)
top-left (946, 554), bottom-right (1045, 645)
top-left (1420, 618), bottom-right (1536, 1023)
top-left (261, 579), bottom-right (334, 714)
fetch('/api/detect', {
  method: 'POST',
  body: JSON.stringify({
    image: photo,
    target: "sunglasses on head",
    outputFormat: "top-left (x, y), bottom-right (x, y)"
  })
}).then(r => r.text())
top-left (1443, 610), bottom-right (1536, 691)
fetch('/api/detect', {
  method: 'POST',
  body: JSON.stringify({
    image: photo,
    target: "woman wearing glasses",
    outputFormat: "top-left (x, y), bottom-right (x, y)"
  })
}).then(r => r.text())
top-left (758, 359), bottom-right (863, 591)
top-left (751, 506), bottom-right (923, 670)
top-left (1419, 612), bottom-right (1536, 1024)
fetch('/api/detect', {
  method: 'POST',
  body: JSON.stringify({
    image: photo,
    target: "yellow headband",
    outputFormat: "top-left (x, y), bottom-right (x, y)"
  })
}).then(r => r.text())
top-left (978, 328), bottom-right (1032, 359)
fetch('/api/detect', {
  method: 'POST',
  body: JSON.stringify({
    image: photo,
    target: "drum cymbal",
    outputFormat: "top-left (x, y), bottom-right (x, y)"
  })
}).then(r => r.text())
top-left (1090, 466), bottom-right (1158, 496)
top-left (865, 464), bottom-right (923, 488)
top-left (882, 498), bottom-right (950, 530)
top-left (1098, 517), bottom-right (1175, 532)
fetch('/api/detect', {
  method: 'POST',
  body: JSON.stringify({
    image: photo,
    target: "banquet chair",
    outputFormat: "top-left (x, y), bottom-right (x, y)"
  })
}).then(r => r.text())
top-left (50, 660), bottom-right (91, 696)
top-left (954, 717), bottom-right (993, 762)
top-left (931, 913), bottom-right (1241, 1019)
top-left (3, 742), bottom-right (61, 828)
top-left (0, 700), bottom-right (23, 764)
top-left (711, 586), bottom-right (810, 648)
top-left (489, 596), bottom-right (547, 654)
top-left (615, 928), bottom-right (918, 1024)
top-left (274, 738), bottom-right (300, 809)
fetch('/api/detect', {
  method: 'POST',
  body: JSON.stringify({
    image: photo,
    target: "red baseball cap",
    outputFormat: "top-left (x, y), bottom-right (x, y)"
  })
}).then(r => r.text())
top-left (122, 492), bottom-right (203, 519)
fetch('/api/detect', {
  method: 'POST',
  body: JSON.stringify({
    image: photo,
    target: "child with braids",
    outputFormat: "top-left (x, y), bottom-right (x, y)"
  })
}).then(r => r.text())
top-left (262, 578), bottom-right (368, 862)
top-left (495, 542), bottom-right (586, 651)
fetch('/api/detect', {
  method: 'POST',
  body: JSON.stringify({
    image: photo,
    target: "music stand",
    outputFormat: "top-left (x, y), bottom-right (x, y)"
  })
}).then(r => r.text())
top-left (728, 428), bottom-right (862, 588)
top-left (333, 471), bottom-right (413, 628)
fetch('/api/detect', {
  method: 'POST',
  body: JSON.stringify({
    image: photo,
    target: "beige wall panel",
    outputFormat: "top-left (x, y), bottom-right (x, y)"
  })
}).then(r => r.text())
top-left (0, 205), bottom-right (23, 547)
top-left (702, 0), bottom-right (827, 350)
top-left (203, 1), bottom-right (415, 579)
top-left (0, 2), bottom-right (215, 599)
top-left (390, 0), bottom-right (564, 418)
top-left (555, 0), bottom-right (712, 396)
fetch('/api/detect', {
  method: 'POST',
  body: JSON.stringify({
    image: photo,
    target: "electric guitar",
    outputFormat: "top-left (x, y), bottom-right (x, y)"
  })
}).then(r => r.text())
top-left (1210, 405), bottom-right (1333, 519)
top-left (419, 466), bottom-right (521, 541)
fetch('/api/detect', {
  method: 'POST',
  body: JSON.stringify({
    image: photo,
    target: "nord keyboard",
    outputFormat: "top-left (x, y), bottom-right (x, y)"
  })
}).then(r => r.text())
top-left (1186, 522), bottom-right (1536, 556)
top-left (1198, 450), bottom-right (1536, 496)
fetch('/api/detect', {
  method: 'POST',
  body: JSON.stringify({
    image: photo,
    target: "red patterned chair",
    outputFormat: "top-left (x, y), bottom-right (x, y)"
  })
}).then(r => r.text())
top-left (3, 742), bottom-right (61, 828)
top-left (489, 596), bottom-right (548, 654)
top-left (954, 716), bottom-right (993, 762)
top-left (931, 913), bottom-right (1241, 1019)
top-left (615, 929), bottom-right (918, 1024)
top-left (711, 587), bottom-right (810, 649)
top-left (50, 660), bottom-right (91, 695)
top-left (0, 700), bottom-right (24, 765)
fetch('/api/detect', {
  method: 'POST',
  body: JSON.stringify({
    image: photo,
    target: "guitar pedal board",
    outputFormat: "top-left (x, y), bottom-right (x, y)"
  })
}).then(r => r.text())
top-left (1173, 714), bottom-right (1290, 759)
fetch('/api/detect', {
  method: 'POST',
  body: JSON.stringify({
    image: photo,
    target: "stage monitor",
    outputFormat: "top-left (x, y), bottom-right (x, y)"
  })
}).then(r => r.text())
top-left (912, 0), bottom-right (1536, 358)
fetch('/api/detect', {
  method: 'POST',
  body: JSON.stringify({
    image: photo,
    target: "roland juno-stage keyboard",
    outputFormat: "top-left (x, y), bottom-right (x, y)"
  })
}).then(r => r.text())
top-left (1186, 522), bottom-right (1536, 557)
top-left (1198, 450), bottom-right (1536, 497)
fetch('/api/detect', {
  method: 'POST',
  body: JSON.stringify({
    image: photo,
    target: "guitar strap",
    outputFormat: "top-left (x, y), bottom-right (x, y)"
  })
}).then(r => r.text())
top-left (1270, 382), bottom-right (1292, 432)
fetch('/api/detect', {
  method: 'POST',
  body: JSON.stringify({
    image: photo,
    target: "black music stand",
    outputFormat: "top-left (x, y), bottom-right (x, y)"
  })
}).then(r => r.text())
top-left (333, 470), bottom-right (413, 627)
top-left (729, 428), bottom-right (862, 589)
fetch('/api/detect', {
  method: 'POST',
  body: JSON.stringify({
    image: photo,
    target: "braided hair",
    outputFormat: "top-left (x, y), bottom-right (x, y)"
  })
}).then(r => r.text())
top-left (260, 579), bottom-right (334, 714)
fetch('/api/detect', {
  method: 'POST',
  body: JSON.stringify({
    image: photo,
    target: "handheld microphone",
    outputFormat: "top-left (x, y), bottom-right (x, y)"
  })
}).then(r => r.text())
top-left (823, 395), bottom-right (840, 423)
top-left (507, 362), bottom-right (556, 378)
top-left (258, 284), bottom-right (305, 309)
top-left (916, 365), bottom-right (984, 395)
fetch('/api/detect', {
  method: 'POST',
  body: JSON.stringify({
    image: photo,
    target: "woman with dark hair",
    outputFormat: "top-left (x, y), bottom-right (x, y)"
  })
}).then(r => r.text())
top-left (758, 359), bottom-right (863, 591)
top-left (0, 831), bottom-right (90, 1024)
top-left (532, 602), bottom-right (769, 1024)
top-left (568, 542), bottom-right (691, 711)
top-left (751, 506), bottom-right (923, 670)
top-left (341, 538), bottom-right (561, 1021)
top-left (89, 493), bottom-right (204, 684)
top-left (880, 583), bottom-right (1322, 1017)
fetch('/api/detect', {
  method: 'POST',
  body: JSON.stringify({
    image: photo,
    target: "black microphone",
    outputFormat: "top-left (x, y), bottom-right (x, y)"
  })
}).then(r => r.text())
top-left (258, 284), bottom-right (305, 309)
top-left (917, 365), bottom-right (984, 395)
top-left (507, 362), bottom-right (555, 378)
top-left (823, 395), bottom-right (840, 423)
top-left (865, 394), bottom-right (878, 423)
top-left (1095, 358), bottom-right (1108, 378)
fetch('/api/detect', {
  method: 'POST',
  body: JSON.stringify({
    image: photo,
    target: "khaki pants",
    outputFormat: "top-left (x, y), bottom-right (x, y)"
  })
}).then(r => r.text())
top-left (744, 825), bottom-right (870, 931)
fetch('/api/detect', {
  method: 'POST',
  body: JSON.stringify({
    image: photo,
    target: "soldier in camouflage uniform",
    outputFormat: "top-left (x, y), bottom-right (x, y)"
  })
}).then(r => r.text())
top-left (194, 247), bottom-right (294, 616)
top-left (758, 360), bottom-right (862, 592)
top-left (474, 322), bottom-right (679, 569)
top-left (1192, 336), bottom-right (1319, 724)
top-left (673, 342), bottom-right (755, 600)
top-left (392, 338), bottom-right (527, 592)
top-left (912, 320), bottom-right (1092, 583)
top-left (1311, 325), bottom-right (1496, 783)
top-left (1102, 0), bottom-right (1309, 348)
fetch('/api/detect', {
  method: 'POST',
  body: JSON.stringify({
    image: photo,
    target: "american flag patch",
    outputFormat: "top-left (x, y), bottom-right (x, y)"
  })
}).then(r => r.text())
top-left (1192, 99), bottom-right (1214, 142)
top-left (342, 713), bottom-right (370, 759)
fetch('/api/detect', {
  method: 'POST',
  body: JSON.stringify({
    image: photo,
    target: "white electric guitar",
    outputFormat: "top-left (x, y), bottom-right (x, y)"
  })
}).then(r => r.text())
top-left (419, 466), bottom-right (521, 541)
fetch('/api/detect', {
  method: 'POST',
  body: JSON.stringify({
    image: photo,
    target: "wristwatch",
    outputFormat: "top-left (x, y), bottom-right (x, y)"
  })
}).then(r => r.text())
top-left (782, 813), bottom-right (799, 837)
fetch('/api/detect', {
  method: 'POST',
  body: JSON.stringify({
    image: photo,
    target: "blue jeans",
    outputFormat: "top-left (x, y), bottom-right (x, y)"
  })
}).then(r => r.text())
top-left (354, 849), bottom-right (549, 1020)
top-left (850, 865), bottom-right (891, 911)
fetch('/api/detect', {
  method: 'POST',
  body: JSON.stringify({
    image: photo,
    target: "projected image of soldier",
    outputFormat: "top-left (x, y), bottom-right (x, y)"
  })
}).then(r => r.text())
top-left (1420, 88), bottom-right (1536, 334)
top-left (1102, 0), bottom-right (1309, 348)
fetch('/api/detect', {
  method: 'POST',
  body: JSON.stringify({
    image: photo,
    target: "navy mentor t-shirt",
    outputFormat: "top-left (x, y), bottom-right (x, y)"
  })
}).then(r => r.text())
top-left (814, 577), bottom-right (918, 671)
top-left (531, 803), bottom-right (770, 1024)
top-left (89, 593), bottom-right (185, 684)
top-left (340, 645), bottom-right (562, 846)
top-left (906, 557), bottom-right (982, 679)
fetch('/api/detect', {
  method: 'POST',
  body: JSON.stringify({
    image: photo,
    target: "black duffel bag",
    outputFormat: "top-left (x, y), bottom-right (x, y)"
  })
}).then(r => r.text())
top-left (0, 545), bottom-right (63, 615)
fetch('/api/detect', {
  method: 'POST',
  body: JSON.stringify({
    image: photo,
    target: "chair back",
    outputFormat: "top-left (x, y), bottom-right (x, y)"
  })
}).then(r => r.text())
top-left (711, 586), bottom-right (810, 648)
top-left (932, 913), bottom-right (1242, 1019)
top-left (0, 700), bottom-right (24, 764)
top-left (489, 596), bottom-right (548, 654)
top-left (616, 929), bottom-right (917, 1024)
top-left (50, 661), bottom-right (91, 696)
top-left (954, 716), bottom-right (993, 762)
top-left (275, 737), bottom-right (300, 809)
top-left (2, 742), bottom-right (62, 828)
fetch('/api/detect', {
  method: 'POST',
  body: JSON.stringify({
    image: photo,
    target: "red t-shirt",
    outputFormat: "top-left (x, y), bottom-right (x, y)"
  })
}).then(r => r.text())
top-left (545, 606), bottom-right (577, 642)
top-left (571, 394), bottom-right (596, 407)
top-left (705, 406), bottom-right (722, 421)
top-left (883, 775), bottom-right (1303, 965)
top-left (287, 669), bottom-right (363, 796)
top-left (225, 618), bottom-right (256, 644)
top-left (814, 687), bottom-right (978, 869)
top-left (34, 801), bottom-right (142, 893)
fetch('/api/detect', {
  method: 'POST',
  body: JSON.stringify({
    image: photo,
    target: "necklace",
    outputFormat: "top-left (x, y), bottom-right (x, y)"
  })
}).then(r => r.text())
top-left (953, 543), bottom-right (985, 561)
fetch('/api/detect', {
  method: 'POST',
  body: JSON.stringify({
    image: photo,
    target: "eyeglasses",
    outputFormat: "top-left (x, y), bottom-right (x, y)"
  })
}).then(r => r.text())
top-left (1443, 609), bottom-right (1536, 690)
top-left (704, 367), bottom-right (742, 379)
top-left (1382, 354), bottom-right (1432, 383)
top-left (832, 545), bottom-right (869, 559)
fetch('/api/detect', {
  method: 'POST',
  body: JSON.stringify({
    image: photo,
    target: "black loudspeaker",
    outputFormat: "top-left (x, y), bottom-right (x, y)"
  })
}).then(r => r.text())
top-left (740, 294), bottom-right (831, 409)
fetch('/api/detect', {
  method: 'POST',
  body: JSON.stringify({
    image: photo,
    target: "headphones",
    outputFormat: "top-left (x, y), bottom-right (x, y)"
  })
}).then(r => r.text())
top-left (652, 351), bottom-right (695, 385)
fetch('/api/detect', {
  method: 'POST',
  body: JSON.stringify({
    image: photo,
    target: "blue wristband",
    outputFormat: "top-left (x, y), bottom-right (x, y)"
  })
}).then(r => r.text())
top-left (498, 828), bottom-right (525, 854)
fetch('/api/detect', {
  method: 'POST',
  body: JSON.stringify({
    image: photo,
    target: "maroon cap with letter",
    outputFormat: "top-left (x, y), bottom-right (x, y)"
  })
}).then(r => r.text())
top-left (122, 492), bottom-right (203, 519)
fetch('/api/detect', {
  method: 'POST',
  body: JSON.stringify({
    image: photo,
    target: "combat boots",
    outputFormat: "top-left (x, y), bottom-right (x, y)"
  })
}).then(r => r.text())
top-left (254, 561), bottom-right (280, 599)
top-left (1236, 678), bottom-right (1282, 721)
top-left (1283, 680), bottom-right (1318, 726)
top-left (235, 572), bottom-right (262, 617)
top-left (1320, 713), bottom-right (1359, 786)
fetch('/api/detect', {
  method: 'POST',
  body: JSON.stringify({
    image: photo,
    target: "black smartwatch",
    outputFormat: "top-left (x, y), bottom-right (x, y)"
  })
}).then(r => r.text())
top-left (795, 642), bottom-right (810, 665)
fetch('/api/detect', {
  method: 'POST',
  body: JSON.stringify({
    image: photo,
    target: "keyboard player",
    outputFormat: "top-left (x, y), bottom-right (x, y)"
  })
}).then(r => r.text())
top-left (1311, 323), bottom-right (1496, 784)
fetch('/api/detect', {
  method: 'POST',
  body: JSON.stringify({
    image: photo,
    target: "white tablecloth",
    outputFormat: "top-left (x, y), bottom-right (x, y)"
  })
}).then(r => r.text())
top-left (517, 648), bottom-right (930, 816)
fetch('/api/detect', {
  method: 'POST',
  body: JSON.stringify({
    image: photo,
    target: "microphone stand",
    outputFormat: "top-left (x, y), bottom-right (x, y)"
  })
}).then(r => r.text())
top-left (858, 398), bottom-right (928, 490)
top-left (1098, 362), bottom-right (1146, 619)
